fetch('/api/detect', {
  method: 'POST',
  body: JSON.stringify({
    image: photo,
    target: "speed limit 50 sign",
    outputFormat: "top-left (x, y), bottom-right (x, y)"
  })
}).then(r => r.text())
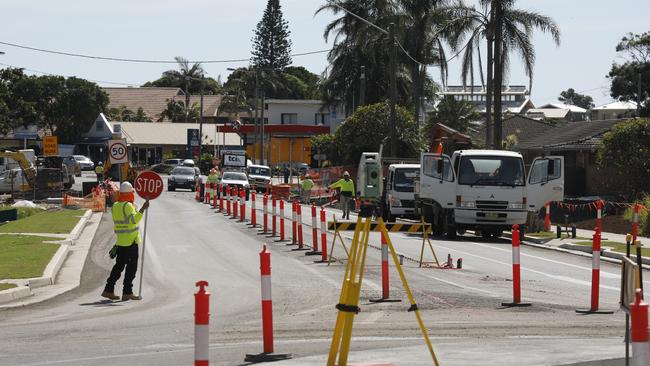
top-left (108, 139), bottom-right (128, 164)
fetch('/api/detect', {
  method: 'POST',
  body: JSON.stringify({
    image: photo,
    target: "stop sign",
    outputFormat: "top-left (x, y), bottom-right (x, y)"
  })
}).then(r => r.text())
top-left (134, 171), bottom-right (164, 200)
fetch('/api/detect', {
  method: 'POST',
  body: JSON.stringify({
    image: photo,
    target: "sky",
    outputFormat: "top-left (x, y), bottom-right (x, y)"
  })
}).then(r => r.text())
top-left (0, 0), bottom-right (648, 107)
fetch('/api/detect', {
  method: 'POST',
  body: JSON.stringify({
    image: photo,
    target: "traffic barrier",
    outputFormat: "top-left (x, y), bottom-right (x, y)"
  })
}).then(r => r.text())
top-left (240, 190), bottom-right (246, 222)
top-left (633, 203), bottom-right (640, 243)
top-left (630, 289), bottom-right (650, 365)
top-left (63, 191), bottom-right (106, 212)
top-left (370, 231), bottom-right (401, 302)
top-left (502, 224), bottom-right (531, 307)
top-left (328, 221), bottom-right (430, 233)
top-left (219, 184), bottom-right (224, 212)
top-left (597, 199), bottom-right (603, 233)
top-left (251, 191), bottom-right (257, 227)
top-left (576, 227), bottom-right (614, 314)
top-left (233, 187), bottom-right (239, 219)
top-left (544, 202), bottom-right (551, 232)
top-left (320, 207), bottom-right (327, 262)
top-left (204, 181), bottom-right (210, 204)
top-left (272, 196), bottom-right (277, 237)
top-left (297, 202), bottom-right (304, 248)
top-left (212, 183), bottom-right (218, 209)
top-left (306, 205), bottom-right (321, 256)
top-left (279, 199), bottom-right (285, 241)
top-left (263, 194), bottom-right (269, 233)
top-left (225, 186), bottom-right (231, 215)
top-left (194, 281), bottom-right (210, 366)
top-left (291, 200), bottom-right (297, 245)
top-left (244, 245), bottom-right (292, 363)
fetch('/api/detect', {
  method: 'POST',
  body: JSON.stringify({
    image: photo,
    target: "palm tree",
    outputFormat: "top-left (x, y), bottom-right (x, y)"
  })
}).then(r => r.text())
top-left (450, 0), bottom-right (560, 147)
top-left (160, 57), bottom-right (205, 121)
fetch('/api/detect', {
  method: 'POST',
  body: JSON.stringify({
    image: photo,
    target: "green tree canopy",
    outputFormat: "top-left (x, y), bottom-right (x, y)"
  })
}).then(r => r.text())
top-left (0, 68), bottom-right (108, 143)
top-left (106, 106), bottom-right (152, 122)
top-left (558, 88), bottom-right (594, 109)
top-left (157, 99), bottom-right (200, 123)
top-left (597, 118), bottom-right (650, 196)
top-left (251, 0), bottom-right (292, 71)
top-left (608, 32), bottom-right (650, 117)
top-left (425, 95), bottom-right (479, 135)
top-left (334, 102), bottom-right (422, 164)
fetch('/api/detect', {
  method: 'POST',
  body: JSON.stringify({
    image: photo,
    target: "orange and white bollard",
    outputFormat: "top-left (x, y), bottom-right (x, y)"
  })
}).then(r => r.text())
top-left (212, 183), bottom-right (218, 209)
top-left (251, 191), bottom-right (257, 227)
top-left (370, 231), bottom-right (400, 302)
top-left (306, 205), bottom-right (321, 256)
top-left (233, 187), bottom-right (239, 219)
top-left (544, 202), bottom-right (551, 232)
top-left (244, 246), bottom-right (291, 363)
top-left (597, 199), bottom-right (603, 233)
top-left (502, 224), bottom-right (531, 307)
top-left (240, 190), bottom-right (246, 222)
top-left (576, 227), bottom-right (613, 314)
top-left (297, 202), bottom-right (304, 248)
top-left (291, 200), bottom-right (297, 245)
top-left (630, 289), bottom-right (650, 365)
top-left (194, 281), bottom-right (210, 366)
top-left (218, 184), bottom-right (224, 212)
top-left (263, 194), bottom-right (269, 233)
top-left (633, 203), bottom-right (640, 243)
top-left (319, 207), bottom-right (328, 262)
top-left (272, 196), bottom-right (277, 237)
top-left (226, 186), bottom-right (231, 216)
top-left (279, 200), bottom-right (285, 241)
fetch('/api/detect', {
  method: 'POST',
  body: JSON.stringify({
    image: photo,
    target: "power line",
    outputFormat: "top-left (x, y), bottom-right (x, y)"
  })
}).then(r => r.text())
top-left (0, 62), bottom-right (141, 87)
top-left (0, 40), bottom-right (330, 64)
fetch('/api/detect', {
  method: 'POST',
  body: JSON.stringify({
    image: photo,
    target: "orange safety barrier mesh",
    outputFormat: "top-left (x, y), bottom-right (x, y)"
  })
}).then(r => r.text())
top-left (63, 188), bottom-right (106, 212)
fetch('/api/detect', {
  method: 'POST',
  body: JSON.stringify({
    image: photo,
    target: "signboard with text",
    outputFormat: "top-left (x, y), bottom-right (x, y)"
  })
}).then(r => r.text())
top-left (134, 171), bottom-right (164, 201)
top-left (43, 136), bottom-right (58, 156)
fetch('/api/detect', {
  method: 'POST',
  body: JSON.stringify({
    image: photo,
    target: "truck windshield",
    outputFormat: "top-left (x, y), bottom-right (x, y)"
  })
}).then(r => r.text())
top-left (393, 168), bottom-right (419, 192)
top-left (458, 156), bottom-right (525, 187)
top-left (248, 167), bottom-right (270, 176)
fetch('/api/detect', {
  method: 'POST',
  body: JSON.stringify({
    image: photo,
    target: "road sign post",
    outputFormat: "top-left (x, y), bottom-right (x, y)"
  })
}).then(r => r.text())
top-left (134, 171), bottom-right (164, 298)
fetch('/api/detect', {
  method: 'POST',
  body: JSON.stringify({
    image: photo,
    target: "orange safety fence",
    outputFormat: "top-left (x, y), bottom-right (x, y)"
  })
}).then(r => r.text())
top-left (63, 186), bottom-right (107, 212)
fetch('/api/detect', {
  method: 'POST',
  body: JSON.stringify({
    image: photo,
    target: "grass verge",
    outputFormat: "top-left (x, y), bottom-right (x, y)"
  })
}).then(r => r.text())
top-left (0, 235), bottom-right (60, 279)
top-left (0, 205), bottom-right (44, 220)
top-left (0, 208), bottom-right (85, 234)
top-left (575, 240), bottom-right (650, 257)
top-left (528, 231), bottom-right (588, 240)
top-left (0, 283), bottom-right (17, 291)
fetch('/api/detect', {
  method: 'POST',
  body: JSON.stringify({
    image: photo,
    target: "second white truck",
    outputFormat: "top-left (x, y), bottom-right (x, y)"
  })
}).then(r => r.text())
top-left (415, 149), bottom-right (563, 238)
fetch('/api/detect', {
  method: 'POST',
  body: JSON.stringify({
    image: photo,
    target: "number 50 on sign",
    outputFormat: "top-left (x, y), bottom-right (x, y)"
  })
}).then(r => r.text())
top-left (108, 139), bottom-right (128, 164)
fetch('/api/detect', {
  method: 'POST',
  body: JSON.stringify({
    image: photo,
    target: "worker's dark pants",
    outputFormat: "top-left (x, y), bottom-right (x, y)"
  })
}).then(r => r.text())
top-left (96, 173), bottom-right (103, 182)
top-left (104, 243), bottom-right (139, 295)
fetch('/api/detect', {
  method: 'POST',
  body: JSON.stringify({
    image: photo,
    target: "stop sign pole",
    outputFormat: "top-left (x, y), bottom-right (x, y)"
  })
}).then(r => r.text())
top-left (134, 171), bottom-right (164, 298)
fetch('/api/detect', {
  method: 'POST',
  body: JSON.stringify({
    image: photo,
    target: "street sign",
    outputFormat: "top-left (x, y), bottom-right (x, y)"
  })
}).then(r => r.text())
top-left (43, 136), bottom-right (58, 156)
top-left (134, 171), bottom-right (164, 200)
top-left (223, 154), bottom-right (246, 167)
top-left (108, 139), bottom-right (128, 164)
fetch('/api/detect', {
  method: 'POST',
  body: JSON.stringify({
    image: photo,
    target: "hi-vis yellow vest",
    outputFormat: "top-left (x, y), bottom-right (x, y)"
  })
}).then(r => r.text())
top-left (112, 201), bottom-right (142, 246)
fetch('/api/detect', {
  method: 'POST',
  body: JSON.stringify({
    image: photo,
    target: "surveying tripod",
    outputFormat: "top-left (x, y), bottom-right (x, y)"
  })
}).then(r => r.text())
top-left (327, 204), bottom-right (440, 366)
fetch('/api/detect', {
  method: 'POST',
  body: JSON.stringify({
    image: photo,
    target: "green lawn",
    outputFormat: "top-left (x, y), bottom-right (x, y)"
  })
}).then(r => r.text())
top-left (0, 283), bottom-right (17, 291)
top-left (527, 231), bottom-right (588, 240)
top-left (0, 235), bottom-right (60, 280)
top-left (575, 240), bottom-right (650, 257)
top-left (0, 209), bottom-right (85, 234)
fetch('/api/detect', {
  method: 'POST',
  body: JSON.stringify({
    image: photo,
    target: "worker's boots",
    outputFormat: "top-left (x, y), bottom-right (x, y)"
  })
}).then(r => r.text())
top-left (101, 291), bottom-right (120, 301)
top-left (122, 294), bottom-right (142, 301)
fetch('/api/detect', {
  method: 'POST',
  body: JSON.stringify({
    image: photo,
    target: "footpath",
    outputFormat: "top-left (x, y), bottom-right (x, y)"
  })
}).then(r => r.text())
top-left (0, 209), bottom-right (103, 308)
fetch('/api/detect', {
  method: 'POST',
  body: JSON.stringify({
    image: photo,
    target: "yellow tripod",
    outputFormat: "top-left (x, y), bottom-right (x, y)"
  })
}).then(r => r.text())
top-left (327, 211), bottom-right (441, 366)
top-left (418, 216), bottom-right (441, 268)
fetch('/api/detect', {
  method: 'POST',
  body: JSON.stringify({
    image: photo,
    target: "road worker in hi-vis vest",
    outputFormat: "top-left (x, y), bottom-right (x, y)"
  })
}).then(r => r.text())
top-left (207, 168), bottom-right (220, 198)
top-left (101, 181), bottom-right (149, 301)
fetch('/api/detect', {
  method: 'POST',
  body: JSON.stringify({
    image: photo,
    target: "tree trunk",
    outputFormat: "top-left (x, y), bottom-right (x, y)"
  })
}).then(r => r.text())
top-left (492, 0), bottom-right (503, 149)
top-left (486, 33), bottom-right (493, 149)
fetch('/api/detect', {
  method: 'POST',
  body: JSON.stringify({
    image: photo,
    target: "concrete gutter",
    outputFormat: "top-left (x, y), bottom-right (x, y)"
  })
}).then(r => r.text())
top-left (0, 209), bottom-right (99, 306)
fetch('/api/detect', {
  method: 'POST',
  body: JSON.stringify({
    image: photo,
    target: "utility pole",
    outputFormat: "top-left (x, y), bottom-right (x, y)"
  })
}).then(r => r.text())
top-left (389, 23), bottom-right (397, 158)
top-left (359, 66), bottom-right (366, 108)
top-left (184, 76), bottom-right (191, 123)
top-left (260, 90), bottom-right (266, 165)
top-left (199, 74), bottom-right (204, 161)
top-left (638, 73), bottom-right (642, 118)
top-left (253, 69), bottom-right (259, 163)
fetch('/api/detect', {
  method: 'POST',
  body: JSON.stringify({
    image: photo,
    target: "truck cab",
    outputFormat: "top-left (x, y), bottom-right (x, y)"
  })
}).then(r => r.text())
top-left (416, 150), bottom-right (563, 238)
top-left (382, 164), bottom-right (419, 221)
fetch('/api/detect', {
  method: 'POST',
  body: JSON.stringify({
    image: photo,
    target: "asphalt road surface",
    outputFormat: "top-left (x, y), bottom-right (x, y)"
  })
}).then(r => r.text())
top-left (0, 174), bottom-right (642, 365)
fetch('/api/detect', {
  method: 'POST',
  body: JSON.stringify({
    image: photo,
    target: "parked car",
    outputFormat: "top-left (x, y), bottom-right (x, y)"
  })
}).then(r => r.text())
top-left (164, 158), bottom-right (183, 165)
top-left (73, 155), bottom-right (95, 171)
top-left (247, 164), bottom-right (272, 192)
top-left (182, 159), bottom-right (195, 167)
top-left (168, 166), bottom-right (198, 191)
top-left (221, 171), bottom-right (250, 200)
top-left (64, 156), bottom-right (82, 177)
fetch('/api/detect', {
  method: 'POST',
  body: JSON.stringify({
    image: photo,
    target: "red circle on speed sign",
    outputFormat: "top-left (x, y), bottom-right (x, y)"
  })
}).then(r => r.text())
top-left (134, 171), bottom-right (164, 200)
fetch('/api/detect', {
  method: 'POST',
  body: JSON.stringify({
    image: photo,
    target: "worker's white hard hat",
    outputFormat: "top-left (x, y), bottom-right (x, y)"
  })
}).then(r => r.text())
top-left (120, 181), bottom-right (134, 193)
top-left (343, 171), bottom-right (350, 177)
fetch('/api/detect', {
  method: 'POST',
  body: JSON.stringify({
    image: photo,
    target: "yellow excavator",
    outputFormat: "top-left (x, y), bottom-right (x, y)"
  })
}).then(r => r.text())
top-left (0, 151), bottom-right (38, 191)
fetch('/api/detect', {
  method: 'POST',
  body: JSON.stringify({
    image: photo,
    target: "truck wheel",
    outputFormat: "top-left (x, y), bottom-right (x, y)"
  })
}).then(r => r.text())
top-left (493, 230), bottom-right (504, 238)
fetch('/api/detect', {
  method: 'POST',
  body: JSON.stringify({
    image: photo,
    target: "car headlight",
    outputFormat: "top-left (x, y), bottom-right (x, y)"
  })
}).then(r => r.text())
top-left (389, 195), bottom-right (402, 207)
top-left (459, 200), bottom-right (476, 208)
top-left (508, 202), bottom-right (524, 209)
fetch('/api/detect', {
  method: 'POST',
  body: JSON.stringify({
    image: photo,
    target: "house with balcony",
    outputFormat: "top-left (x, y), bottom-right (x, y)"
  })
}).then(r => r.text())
top-left (438, 85), bottom-right (535, 115)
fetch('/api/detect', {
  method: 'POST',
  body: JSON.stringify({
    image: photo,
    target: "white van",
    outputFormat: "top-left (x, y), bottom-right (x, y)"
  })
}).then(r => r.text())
top-left (382, 164), bottom-right (420, 220)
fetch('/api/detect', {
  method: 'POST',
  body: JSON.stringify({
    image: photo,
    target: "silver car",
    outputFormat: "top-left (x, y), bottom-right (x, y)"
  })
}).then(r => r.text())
top-left (73, 155), bottom-right (95, 171)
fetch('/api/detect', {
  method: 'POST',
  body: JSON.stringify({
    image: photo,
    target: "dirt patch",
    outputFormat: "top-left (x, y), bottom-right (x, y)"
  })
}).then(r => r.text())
top-left (573, 215), bottom-right (632, 235)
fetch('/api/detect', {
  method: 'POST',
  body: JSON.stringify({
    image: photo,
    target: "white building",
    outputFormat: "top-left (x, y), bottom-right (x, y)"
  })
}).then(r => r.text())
top-left (263, 99), bottom-right (346, 133)
top-left (591, 101), bottom-right (638, 121)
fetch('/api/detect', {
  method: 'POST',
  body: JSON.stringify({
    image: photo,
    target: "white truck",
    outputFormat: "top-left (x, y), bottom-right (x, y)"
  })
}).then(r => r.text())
top-left (415, 149), bottom-right (563, 238)
top-left (381, 163), bottom-right (420, 221)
